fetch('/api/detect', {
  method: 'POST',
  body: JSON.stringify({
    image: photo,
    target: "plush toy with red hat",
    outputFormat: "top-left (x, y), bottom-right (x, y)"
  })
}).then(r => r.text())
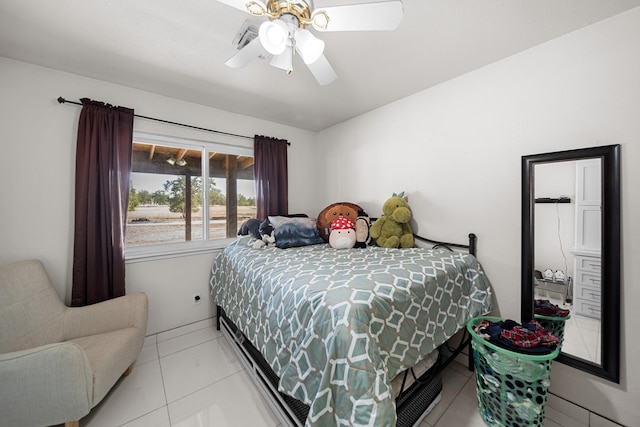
top-left (329, 216), bottom-right (357, 249)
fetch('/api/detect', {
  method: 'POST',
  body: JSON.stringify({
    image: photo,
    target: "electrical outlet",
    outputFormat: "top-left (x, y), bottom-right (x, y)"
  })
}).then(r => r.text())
top-left (193, 293), bottom-right (201, 305)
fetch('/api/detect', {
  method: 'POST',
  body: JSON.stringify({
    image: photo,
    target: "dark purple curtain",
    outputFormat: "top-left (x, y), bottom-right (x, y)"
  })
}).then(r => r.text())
top-left (71, 98), bottom-right (134, 306)
top-left (254, 135), bottom-right (288, 220)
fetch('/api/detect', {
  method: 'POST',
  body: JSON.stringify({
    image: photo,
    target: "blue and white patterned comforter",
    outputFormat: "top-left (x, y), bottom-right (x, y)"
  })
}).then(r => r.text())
top-left (210, 237), bottom-right (493, 426)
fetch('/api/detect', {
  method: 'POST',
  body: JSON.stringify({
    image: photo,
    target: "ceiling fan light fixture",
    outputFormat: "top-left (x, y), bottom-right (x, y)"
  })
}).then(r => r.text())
top-left (295, 29), bottom-right (324, 64)
top-left (259, 20), bottom-right (288, 55)
top-left (270, 45), bottom-right (293, 74)
top-left (218, 0), bottom-right (405, 85)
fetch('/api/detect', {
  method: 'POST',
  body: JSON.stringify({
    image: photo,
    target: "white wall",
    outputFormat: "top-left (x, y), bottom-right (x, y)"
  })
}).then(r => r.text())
top-left (0, 57), bottom-right (320, 334)
top-left (318, 7), bottom-right (640, 426)
top-left (534, 162), bottom-right (575, 278)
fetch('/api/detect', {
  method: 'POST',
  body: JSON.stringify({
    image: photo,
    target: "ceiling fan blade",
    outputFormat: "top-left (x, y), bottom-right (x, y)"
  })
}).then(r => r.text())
top-left (216, 0), bottom-right (265, 14)
top-left (306, 54), bottom-right (337, 85)
top-left (225, 37), bottom-right (266, 68)
top-left (312, 1), bottom-right (404, 32)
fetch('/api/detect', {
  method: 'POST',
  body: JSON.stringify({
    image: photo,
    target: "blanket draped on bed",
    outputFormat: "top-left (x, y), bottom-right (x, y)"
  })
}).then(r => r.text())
top-left (210, 237), bottom-right (493, 427)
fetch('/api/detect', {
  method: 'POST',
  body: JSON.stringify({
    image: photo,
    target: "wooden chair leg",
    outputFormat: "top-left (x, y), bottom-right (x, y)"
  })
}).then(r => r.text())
top-left (123, 364), bottom-right (133, 377)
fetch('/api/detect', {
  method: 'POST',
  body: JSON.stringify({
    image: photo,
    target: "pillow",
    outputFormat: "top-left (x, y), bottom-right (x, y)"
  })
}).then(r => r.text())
top-left (268, 215), bottom-right (309, 229)
top-left (270, 216), bottom-right (325, 249)
top-left (316, 202), bottom-right (363, 241)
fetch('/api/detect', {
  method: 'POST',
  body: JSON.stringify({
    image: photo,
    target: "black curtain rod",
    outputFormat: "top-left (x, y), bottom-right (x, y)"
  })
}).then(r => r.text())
top-left (57, 96), bottom-right (257, 141)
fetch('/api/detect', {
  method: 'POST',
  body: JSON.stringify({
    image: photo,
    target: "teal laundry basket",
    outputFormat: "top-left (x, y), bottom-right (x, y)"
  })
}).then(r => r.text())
top-left (534, 313), bottom-right (570, 350)
top-left (467, 316), bottom-right (560, 427)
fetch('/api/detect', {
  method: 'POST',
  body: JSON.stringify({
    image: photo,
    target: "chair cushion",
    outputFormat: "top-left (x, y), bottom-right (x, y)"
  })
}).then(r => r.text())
top-left (69, 327), bottom-right (145, 406)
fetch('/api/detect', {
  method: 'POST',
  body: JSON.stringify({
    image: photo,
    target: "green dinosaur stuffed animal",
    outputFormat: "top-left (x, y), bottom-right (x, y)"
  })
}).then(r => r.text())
top-left (370, 192), bottom-right (414, 248)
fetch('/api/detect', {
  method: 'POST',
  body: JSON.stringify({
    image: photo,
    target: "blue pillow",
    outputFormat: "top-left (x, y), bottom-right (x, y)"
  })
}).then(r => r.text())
top-left (272, 218), bottom-right (325, 249)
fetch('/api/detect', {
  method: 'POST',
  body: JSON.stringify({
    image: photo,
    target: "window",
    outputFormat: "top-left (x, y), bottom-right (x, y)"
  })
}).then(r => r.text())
top-left (126, 132), bottom-right (255, 260)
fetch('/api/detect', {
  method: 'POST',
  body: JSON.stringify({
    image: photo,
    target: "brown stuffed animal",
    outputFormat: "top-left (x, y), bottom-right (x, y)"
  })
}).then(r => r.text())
top-left (316, 202), bottom-right (362, 241)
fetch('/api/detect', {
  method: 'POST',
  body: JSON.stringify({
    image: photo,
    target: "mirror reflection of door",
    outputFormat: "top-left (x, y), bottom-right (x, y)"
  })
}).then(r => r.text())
top-left (534, 160), bottom-right (601, 364)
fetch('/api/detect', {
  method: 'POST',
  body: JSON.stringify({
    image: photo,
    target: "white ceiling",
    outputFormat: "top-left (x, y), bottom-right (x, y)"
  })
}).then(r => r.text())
top-left (1, 0), bottom-right (639, 131)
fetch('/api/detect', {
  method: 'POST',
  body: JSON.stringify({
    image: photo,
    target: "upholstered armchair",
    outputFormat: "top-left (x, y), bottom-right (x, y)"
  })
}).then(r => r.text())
top-left (0, 260), bottom-right (148, 427)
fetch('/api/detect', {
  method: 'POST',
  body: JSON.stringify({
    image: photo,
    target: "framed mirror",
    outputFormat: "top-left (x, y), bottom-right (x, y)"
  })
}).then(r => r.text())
top-left (521, 145), bottom-right (620, 383)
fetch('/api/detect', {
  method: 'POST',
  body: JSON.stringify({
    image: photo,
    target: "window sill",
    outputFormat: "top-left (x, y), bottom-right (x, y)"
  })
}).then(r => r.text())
top-left (125, 238), bottom-right (236, 263)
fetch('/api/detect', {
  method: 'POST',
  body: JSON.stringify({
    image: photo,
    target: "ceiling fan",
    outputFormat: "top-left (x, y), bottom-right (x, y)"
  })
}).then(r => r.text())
top-left (218, 0), bottom-right (404, 85)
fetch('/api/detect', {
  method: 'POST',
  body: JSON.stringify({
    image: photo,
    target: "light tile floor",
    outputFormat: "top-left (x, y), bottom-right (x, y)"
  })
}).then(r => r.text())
top-left (64, 318), bottom-right (594, 427)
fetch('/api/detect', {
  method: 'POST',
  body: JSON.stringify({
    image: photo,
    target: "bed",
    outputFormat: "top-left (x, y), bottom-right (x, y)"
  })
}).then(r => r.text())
top-left (210, 232), bottom-right (493, 427)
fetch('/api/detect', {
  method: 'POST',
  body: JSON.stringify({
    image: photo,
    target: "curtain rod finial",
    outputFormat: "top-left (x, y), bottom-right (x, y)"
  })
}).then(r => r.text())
top-left (57, 97), bottom-right (66, 104)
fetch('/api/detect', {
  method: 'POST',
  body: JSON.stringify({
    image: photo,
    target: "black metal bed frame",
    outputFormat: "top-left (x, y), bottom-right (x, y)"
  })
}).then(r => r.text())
top-left (215, 232), bottom-right (478, 427)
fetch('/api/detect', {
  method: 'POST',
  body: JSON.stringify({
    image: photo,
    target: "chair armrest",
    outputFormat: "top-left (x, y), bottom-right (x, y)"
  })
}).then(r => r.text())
top-left (63, 292), bottom-right (148, 340)
top-left (0, 342), bottom-right (93, 426)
